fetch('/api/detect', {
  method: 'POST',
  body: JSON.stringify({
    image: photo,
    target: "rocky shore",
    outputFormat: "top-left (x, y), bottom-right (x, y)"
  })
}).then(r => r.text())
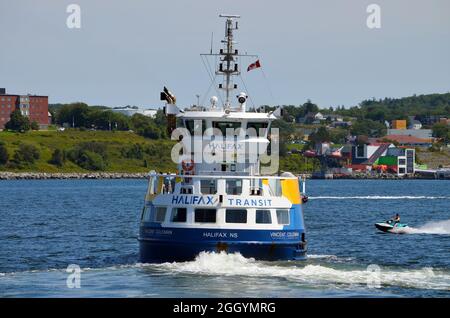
top-left (0, 172), bottom-right (148, 180)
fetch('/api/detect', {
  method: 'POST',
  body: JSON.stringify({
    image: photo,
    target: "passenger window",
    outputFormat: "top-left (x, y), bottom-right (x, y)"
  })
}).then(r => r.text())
top-left (195, 209), bottom-right (216, 223)
top-left (256, 210), bottom-right (272, 224)
top-left (154, 207), bottom-right (166, 223)
top-left (276, 209), bottom-right (290, 225)
top-left (171, 208), bottom-right (187, 222)
top-left (226, 209), bottom-right (247, 223)
top-left (226, 180), bottom-right (242, 195)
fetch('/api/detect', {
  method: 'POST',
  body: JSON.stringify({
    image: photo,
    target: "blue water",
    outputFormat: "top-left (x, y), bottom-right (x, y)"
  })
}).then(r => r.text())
top-left (0, 179), bottom-right (449, 297)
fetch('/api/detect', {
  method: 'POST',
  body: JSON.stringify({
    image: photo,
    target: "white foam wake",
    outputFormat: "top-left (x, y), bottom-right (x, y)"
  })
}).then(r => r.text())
top-left (309, 196), bottom-right (450, 200)
top-left (153, 252), bottom-right (450, 291)
top-left (406, 220), bottom-right (450, 235)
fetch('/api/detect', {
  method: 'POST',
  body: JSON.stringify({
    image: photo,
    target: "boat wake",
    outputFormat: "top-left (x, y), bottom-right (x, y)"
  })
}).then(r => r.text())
top-left (150, 252), bottom-right (450, 291)
top-left (310, 196), bottom-right (450, 200)
top-left (403, 219), bottom-right (450, 235)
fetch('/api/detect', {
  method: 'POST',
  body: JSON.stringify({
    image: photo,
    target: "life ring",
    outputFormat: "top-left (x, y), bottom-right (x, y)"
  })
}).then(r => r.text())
top-left (181, 159), bottom-right (195, 172)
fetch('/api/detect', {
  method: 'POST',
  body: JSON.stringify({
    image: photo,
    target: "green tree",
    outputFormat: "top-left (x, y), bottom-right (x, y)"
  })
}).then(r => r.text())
top-left (5, 110), bottom-right (31, 132)
top-left (432, 123), bottom-right (449, 139)
top-left (30, 121), bottom-right (40, 130)
top-left (0, 142), bottom-right (8, 165)
top-left (49, 148), bottom-right (65, 167)
top-left (13, 143), bottom-right (40, 164)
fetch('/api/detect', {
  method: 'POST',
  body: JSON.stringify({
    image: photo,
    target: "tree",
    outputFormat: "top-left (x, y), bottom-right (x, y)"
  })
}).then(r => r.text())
top-left (310, 126), bottom-right (331, 143)
top-left (432, 123), bottom-right (449, 140)
top-left (5, 110), bottom-right (31, 132)
top-left (31, 121), bottom-right (40, 130)
top-left (13, 143), bottom-right (40, 164)
top-left (49, 148), bottom-right (65, 167)
top-left (0, 142), bottom-right (8, 165)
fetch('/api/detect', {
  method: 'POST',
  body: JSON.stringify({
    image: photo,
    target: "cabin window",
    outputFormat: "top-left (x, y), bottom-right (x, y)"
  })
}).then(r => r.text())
top-left (226, 179), bottom-right (242, 195)
top-left (247, 122), bottom-right (268, 137)
top-left (213, 121), bottom-right (241, 136)
top-left (226, 209), bottom-right (247, 223)
top-left (195, 209), bottom-right (216, 223)
top-left (201, 179), bottom-right (217, 194)
top-left (276, 209), bottom-right (290, 225)
top-left (171, 208), bottom-right (187, 222)
top-left (154, 207), bottom-right (166, 223)
top-left (255, 209), bottom-right (272, 224)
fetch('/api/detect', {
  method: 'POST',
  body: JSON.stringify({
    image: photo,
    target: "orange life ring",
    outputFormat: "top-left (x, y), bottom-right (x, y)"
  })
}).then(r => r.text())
top-left (182, 159), bottom-right (195, 172)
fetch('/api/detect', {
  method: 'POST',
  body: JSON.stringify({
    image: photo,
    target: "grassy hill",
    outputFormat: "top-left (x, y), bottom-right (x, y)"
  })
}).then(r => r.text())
top-left (0, 130), bottom-right (176, 173)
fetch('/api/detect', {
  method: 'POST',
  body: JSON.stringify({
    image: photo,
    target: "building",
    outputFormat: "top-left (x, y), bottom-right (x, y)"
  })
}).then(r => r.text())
top-left (376, 147), bottom-right (415, 176)
top-left (350, 142), bottom-right (393, 166)
top-left (0, 88), bottom-right (49, 130)
top-left (387, 128), bottom-right (432, 139)
top-left (391, 119), bottom-right (407, 129)
top-left (110, 106), bottom-right (157, 118)
top-left (408, 116), bottom-right (422, 129)
top-left (382, 134), bottom-right (433, 147)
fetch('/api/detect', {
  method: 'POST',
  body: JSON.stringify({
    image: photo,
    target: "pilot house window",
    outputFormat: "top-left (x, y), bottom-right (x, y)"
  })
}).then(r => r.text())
top-left (213, 121), bottom-right (241, 136)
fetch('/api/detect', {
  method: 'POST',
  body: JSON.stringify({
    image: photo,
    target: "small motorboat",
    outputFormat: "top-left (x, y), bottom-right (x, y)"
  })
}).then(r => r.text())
top-left (375, 220), bottom-right (410, 234)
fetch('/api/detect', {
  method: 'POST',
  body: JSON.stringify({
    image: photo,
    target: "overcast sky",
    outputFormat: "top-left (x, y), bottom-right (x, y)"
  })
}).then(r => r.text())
top-left (1, 0), bottom-right (449, 109)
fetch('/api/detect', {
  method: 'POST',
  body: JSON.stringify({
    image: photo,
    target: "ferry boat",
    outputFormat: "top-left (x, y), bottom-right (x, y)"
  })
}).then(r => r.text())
top-left (138, 14), bottom-right (307, 262)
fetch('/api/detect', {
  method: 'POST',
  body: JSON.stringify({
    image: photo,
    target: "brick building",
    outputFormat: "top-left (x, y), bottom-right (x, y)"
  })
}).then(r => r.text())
top-left (0, 88), bottom-right (50, 130)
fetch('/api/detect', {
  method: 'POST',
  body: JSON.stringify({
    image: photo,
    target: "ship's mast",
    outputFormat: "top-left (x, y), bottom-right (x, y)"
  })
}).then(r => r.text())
top-left (201, 14), bottom-right (257, 109)
top-left (219, 14), bottom-right (240, 107)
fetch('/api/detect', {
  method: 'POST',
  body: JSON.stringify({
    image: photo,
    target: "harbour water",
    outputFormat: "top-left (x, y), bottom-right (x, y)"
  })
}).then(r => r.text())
top-left (0, 179), bottom-right (449, 297)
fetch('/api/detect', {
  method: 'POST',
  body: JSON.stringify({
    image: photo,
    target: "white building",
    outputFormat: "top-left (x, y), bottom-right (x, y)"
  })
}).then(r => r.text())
top-left (111, 107), bottom-right (157, 118)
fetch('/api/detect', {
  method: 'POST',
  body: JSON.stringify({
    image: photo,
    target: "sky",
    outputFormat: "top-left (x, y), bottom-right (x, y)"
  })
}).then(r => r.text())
top-left (0, 0), bottom-right (449, 109)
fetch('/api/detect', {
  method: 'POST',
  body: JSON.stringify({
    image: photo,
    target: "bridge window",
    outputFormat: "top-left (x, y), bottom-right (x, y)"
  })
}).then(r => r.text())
top-left (171, 208), bottom-right (187, 222)
top-left (247, 122), bottom-right (268, 137)
top-left (276, 209), bottom-right (290, 225)
top-left (256, 209), bottom-right (272, 224)
top-left (185, 119), bottom-right (206, 135)
top-left (201, 179), bottom-right (217, 194)
top-left (226, 209), bottom-right (247, 224)
top-left (195, 208), bottom-right (216, 223)
top-left (226, 179), bottom-right (242, 195)
top-left (213, 121), bottom-right (241, 136)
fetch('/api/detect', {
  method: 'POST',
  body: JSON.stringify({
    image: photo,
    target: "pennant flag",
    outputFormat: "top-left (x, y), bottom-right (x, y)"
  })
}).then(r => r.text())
top-left (247, 59), bottom-right (261, 72)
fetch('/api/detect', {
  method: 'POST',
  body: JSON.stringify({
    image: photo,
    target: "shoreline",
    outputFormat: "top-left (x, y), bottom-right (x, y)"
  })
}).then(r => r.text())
top-left (0, 172), bottom-right (148, 180)
top-left (0, 171), bottom-right (447, 180)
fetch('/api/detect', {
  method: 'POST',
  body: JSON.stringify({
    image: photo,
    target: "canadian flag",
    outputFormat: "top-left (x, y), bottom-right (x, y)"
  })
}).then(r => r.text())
top-left (247, 59), bottom-right (261, 72)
